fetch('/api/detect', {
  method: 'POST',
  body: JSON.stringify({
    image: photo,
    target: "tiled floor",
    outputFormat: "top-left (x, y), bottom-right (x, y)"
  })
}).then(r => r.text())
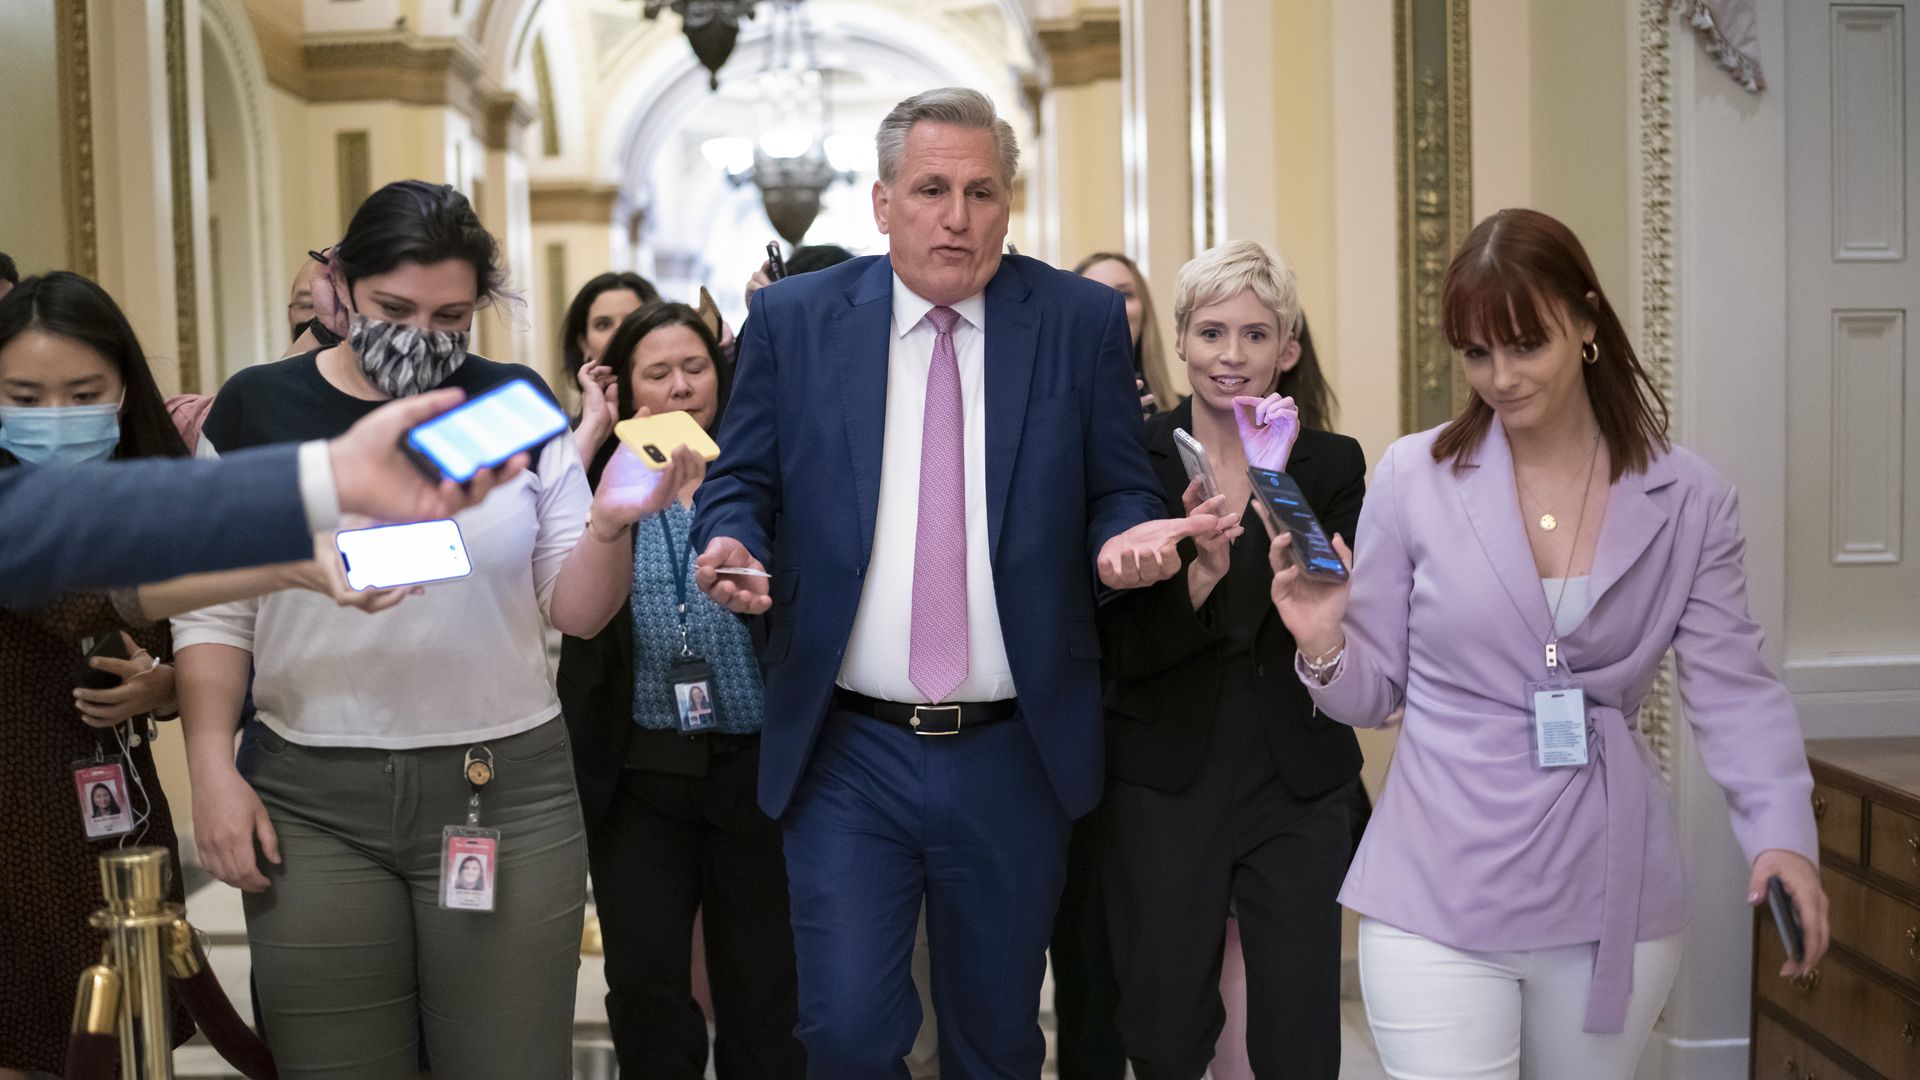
top-left (176, 879), bottom-right (1388, 1079)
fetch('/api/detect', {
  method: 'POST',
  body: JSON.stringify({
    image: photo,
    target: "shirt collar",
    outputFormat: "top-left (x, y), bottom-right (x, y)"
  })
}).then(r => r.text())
top-left (891, 273), bottom-right (986, 339)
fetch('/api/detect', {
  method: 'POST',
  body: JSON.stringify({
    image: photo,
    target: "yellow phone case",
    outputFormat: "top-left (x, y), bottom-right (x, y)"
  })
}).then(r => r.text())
top-left (614, 411), bottom-right (721, 470)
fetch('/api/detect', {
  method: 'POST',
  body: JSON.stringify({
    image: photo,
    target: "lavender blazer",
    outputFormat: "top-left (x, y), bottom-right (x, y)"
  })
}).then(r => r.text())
top-left (1304, 422), bottom-right (1817, 1033)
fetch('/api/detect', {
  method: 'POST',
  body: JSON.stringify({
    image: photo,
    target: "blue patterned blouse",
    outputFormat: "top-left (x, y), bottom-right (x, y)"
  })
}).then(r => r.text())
top-left (629, 501), bottom-right (765, 733)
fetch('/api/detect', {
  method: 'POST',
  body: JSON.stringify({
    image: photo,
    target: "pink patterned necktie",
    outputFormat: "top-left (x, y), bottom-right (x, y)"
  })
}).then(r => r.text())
top-left (909, 305), bottom-right (969, 702)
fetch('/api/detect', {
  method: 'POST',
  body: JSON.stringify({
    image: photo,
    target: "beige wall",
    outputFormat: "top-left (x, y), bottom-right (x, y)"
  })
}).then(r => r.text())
top-left (1471, 0), bottom-right (1631, 304)
top-left (0, 0), bottom-right (70, 277)
top-left (1271, 0), bottom-right (1336, 377)
top-left (1051, 78), bottom-right (1128, 270)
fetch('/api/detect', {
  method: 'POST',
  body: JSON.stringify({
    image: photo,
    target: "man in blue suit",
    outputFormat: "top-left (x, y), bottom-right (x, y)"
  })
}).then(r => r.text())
top-left (692, 88), bottom-right (1223, 1079)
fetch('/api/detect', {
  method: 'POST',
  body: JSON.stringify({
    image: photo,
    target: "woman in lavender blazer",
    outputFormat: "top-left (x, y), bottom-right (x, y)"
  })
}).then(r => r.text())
top-left (1268, 209), bottom-right (1829, 1078)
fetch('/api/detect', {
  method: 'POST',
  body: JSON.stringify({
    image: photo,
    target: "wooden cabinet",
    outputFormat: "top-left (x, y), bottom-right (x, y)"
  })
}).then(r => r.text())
top-left (1753, 738), bottom-right (1920, 1079)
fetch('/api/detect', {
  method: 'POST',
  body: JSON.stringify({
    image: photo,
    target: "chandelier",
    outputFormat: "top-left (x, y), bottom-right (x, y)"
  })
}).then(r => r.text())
top-left (695, 0), bottom-right (855, 245)
top-left (642, 0), bottom-right (761, 90)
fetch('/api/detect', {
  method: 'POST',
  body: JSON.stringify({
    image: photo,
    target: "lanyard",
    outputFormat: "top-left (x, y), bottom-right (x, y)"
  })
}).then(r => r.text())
top-left (1542, 436), bottom-right (1602, 674)
top-left (660, 512), bottom-right (695, 658)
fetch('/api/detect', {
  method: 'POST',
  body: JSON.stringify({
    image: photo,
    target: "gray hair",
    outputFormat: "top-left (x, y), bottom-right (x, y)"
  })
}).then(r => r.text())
top-left (875, 88), bottom-right (1020, 189)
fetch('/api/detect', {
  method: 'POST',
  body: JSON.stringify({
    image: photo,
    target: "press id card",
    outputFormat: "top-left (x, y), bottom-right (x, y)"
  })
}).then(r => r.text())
top-left (72, 759), bottom-right (134, 840)
top-left (440, 826), bottom-right (500, 912)
top-left (1526, 679), bottom-right (1589, 768)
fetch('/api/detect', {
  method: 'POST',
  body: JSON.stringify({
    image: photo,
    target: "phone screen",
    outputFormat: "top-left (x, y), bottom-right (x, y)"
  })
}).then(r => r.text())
top-left (405, 380), bottom-right (568, 483)
top-left (1247, 467), bottom-right (1348, 582)
top-left (335, 520), bottom-right (474, 592)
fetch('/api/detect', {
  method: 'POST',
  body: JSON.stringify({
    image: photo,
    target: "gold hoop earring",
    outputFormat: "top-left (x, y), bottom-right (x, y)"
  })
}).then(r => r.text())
top-left (1581, 341), bottom-right (1600, 364)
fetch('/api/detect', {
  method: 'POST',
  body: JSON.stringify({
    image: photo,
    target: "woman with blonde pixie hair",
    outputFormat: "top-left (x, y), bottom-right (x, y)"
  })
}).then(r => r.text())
top-left (1096, 240), bottom-right (1365, 1079)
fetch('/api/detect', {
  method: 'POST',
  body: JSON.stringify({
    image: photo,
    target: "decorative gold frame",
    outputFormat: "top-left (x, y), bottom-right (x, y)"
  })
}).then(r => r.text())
top-left (55, 0), bottom-right (97, 279)
top-left (1392, 0), bottom-right (1472, 434)
top-left (1635, 0), bottom-right (1678, 778)
top-left (165, 0), bottom-right (202, 394)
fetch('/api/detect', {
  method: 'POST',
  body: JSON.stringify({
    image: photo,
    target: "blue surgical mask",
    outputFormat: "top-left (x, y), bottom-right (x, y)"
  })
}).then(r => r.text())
top-left (0, 398), bottom-right (124, 465)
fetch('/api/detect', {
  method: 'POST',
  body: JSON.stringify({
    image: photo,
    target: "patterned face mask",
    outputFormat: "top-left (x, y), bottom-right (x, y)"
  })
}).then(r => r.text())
top-left (348, 313), bottom-right (470, 397)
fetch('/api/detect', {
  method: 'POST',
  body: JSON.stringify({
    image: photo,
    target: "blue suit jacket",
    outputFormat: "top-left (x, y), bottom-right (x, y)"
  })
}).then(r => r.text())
top-left (0, 444), bottom-right (311, 607)
top-left (692, 254), bottom-right (1164, 820)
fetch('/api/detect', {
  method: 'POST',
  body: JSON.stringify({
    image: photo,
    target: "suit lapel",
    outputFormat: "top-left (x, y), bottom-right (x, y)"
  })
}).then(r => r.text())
top-left (1456, 422), bottom-right (1555, 645)
top-left (836, 257), bottom-right (896, 568)
top-left (1586, 453), bottom-right (1673, 613)
top-left (983, 259), bottom-right (1038, 562)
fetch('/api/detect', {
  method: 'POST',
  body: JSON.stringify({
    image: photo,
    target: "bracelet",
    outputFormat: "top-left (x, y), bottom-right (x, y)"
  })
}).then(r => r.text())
top-left (1300, 641), bottom-right (1346, 684)
top-left (584, 511), bottom-right (631, 544)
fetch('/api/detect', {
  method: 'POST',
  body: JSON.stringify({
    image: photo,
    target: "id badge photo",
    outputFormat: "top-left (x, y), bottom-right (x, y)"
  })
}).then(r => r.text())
top-left (72, 758), bottom-right (135, 840)
top-left (1525, 678), bottom-right (1589, 769)
top-left (669, 655), bottom-right (719, 735)
top-left (440, 826), bottom-right (501, 912)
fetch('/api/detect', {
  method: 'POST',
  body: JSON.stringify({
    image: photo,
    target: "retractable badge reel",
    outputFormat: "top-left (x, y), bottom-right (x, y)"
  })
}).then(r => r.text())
top-left (440, 746), bottom-right (501, 912)
top-left (662, 516), bottom-right (718, 736)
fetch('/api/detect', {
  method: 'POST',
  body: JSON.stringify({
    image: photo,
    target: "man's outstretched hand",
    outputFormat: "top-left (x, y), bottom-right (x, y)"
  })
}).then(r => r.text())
top-left (1096, 515), bottom-right (1223, 589)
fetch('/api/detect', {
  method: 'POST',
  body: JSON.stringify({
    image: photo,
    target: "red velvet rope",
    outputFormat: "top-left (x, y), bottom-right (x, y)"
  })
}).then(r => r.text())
top-left (172, 967), bottom-right (279, 1080)
top-left (62, 1031), bottom-right (117, 1080)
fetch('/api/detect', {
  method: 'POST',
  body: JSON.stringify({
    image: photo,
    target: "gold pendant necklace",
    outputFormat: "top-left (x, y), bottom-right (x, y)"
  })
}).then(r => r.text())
top-left (1516, 434), bottom-right (1599, 533)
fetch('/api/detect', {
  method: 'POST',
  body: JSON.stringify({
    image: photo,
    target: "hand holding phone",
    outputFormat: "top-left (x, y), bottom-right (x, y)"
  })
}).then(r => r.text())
top-left (1766, 875), bottom-right (1805, 965)
top-left (765, 241), bottom-right (788, 281)
top-left (75, 632), bottom-right (133, 691)
top-left (404, 379), bottom-right (569, 484)
top-left (1172, 428), bottom-right (1219, 501)
top-left (1247, 467), bottom-right (1348, 583)
top-left (614, 411), bottom-right (721, 470)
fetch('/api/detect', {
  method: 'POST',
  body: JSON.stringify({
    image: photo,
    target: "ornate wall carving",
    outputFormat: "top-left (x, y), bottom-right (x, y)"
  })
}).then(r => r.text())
top-left (1035, 10), bottom-right (1121, 88)
top-left (165, 0), bottom-right (201, 394)
top-left (55, 0), bottom-right (97, 279)
top-left (1637, 0), bottom-right (1679, 778)
top-left (1393, 0), bottom-right (1473, 434)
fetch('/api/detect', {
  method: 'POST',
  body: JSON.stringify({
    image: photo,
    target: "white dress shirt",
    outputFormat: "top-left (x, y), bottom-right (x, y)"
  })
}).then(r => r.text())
top-left (836, 275), bottom-right (1016, 703)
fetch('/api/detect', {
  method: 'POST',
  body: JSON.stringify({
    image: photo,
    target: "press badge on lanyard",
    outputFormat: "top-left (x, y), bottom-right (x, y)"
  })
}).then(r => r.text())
top-left (72, 748), bottom-right (135, 841)
top-left (1527, 638), bottom-right (1588, 769)
top-left (662, 515), bottom-right (718, 735)
top-left (440, 746), bottom-right (501, 913)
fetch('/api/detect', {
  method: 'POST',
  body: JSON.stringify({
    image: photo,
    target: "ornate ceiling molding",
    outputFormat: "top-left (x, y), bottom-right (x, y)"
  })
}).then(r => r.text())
top-left (529, 182), bottom-right (623, 225)
top-left (1036, 10), bottom-right (1122, 88)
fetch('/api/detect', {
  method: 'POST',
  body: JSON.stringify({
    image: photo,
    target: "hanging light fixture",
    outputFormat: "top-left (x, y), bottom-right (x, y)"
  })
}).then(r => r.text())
top-left (642, 0), bottom-right (762, 90)
top-left (696, 0), bottom-right (852, 245)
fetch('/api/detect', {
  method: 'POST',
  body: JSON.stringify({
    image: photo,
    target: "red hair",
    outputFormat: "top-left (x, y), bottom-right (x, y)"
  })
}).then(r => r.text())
top-left (1431, 209), bottom-right (1669, 480)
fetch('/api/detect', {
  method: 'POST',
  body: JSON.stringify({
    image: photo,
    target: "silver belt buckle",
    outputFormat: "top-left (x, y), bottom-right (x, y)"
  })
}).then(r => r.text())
top-left (909, 704), bottom-right (962, 736)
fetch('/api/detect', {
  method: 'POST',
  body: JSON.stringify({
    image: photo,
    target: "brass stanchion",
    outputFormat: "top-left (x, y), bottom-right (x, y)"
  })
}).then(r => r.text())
top-left (90, 847), bottom-right (182, 1080)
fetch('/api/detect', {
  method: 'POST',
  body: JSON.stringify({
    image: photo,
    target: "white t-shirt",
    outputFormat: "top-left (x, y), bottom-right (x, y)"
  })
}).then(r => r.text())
top-left (173, 428), bottom-right (589, 749)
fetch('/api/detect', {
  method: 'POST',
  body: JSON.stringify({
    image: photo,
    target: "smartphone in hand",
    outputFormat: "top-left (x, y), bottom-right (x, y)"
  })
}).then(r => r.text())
top-left (1766, 875), bottom-right (1804, 965)
top-left (335, 519), bottom-right (474, 592)
top-left (75, 633), bottom-right (132, 691)
top-left (1247, 467), bottom-right (1348, 583)
top-left (614, 410), bottom-right (721, 471)
top-left (1172, 428), bottom-right (1219, 501)
top-left (766, 241), bottom-right (788, 281)
top-left (403, 379), bottom-right (568, 483)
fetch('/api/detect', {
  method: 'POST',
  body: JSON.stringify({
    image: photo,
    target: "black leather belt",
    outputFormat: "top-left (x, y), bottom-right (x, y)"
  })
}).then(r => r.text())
top-left (834, 689), bottom-right (1017, 736)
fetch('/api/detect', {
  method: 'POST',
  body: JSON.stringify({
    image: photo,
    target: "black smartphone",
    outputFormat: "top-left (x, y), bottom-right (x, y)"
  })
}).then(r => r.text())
top-left (402, 379), bottom-right (569, 484)
top-left (1247, 467), bottom-right (1349, 583)
top-left (765, 241), bottom-right (788, 281)
top-left (75, 633), bottom-right (131, 691)
top-left (1767, 875), bottom-right (1804, 964)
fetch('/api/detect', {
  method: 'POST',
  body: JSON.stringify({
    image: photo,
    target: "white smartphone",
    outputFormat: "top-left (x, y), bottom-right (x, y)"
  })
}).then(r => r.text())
top-left (1172, 428), bottom-right (1219, 501)
top-left (334, 519), bottom-right (474, 592)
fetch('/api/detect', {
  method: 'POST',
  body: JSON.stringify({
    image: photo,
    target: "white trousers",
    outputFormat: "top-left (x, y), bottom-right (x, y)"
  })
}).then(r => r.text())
top-left (1357, 917), bottom-right (1684, 1080)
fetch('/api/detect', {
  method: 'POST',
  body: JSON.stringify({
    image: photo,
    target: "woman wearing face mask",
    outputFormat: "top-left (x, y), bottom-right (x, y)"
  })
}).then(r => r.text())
top-left (171, 180), bottom-right (700, 1080)
top-left (562, 272), bottom-right (661, 461)
top-left (558, 302), bottom-right (805, 1080)
top-left (1095, 241), bottom-right (1365, 1080)
top-left (1270, 210), bottom-right (1827, 1078)
top-left (1075, 252), bottom-right (1173, 420)
top-left (0, 271), bottom-right (198, 1080)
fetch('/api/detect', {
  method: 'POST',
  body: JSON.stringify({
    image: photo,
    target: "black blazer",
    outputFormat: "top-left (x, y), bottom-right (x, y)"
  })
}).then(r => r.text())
top-left (1098, 399), bottom-right (1366, 797)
